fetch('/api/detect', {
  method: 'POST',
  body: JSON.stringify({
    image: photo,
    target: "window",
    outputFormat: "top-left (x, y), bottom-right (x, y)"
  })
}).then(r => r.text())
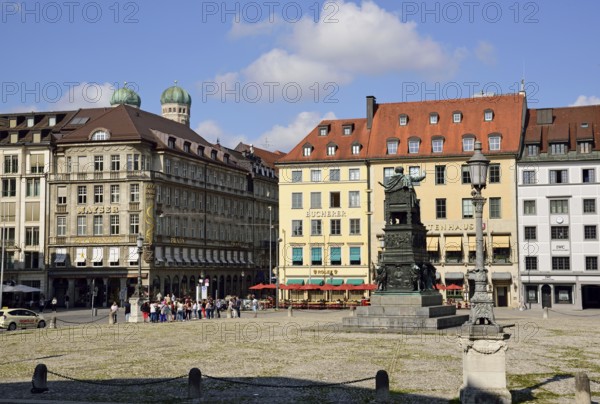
top-left (551, 226), bottom-right (569, 240)
top-left (311, 219), bottom-right (322, 236)
top-left (127, 154), bottom-right (140, 171)
top-left (303, 146), bottom-right (312, 156)
top-left (522, 170), bottom-right (537, 184)
top-left (292, 220), bottom-right (303, 236)
top-left (94, 156), bottom-right (104, 171)
top-left (77, 186), bottom-right (87, 204)
top-left (349, 247), bottom-right (361, 265)
top-left (310, 192), bottom-right (321, 209)
top-left (168, 137), bottom-right (176, 148)
top-left (77, 216), bottom-right (87, 236)
top-left (327, 145), bottom-right (336, 156)
top-left (4, 155), bottom-right (18, 173)
top-left (291, 170), bottom-right (302, 182)
top-left (111, 155), bottom-right (120, 171)
top-left (524, 200), bottom-right (536, 215)
top-left (349, 169), bottom-right (360, 181)
top-left (319, 126), bottom-right (328, 136)
top-left (435, 165), bottom-right (446, 185)
top-left (311, 247), bottom-right (322, 265)
top-left (49, 116), bottom-right (56, 126)
top-left (550, 170), bottom-right (568, 184)
top-left (26, 178), bottom-right (40, 197)
top-left (489, 136), bottom-right (501, 151)
top-left (93, 215), bottom-right (103, 235)
top-left (488, 165), bottom-right (500, 183)
top-left (130, 214), bottom-right (140, 234)
top-left (329, 169), bottom-right (340, 181)
top-left (484, 109), bottom-right (493, 121)
top-left (583, 169), bottom-right (596, 183)
top-left (383, 167), bottom-right (394, 181)
top-left (462, 199), bottom-right (474, 218)
top-left (579, 141), bottom-right (592, 154)
top-left (183, 142), bottom-right (191, 153)
top-left (94, 185), bottom-right (103, 204)
top-left (291, 193), bottom-right (302, 209)
top-left (429, 113), bottom-right (438, 124)
top-left (386, 139), bottom-right (399, 155)
top-left (524, 226), bottom-right (537, 241)
top-left (91, 130), bottom-right (108, 141)
top-left (57, 216), bottom-right (67, 236)
top-left (586, 257), bottom-right (598, 271)
top-left (352, 144), bottom-right (361, 155)
top-left (525, 256), bottom-right (538, 271)
top-left (24, 227), bottom-right (39, 246)
top-left (527, 144), bottom-right (540, 156)
top-left (552, 257), bottom-right (570, 270)
top-left (583, 199), bottom-right (596, 213)
top-left (349, 219), bottom-right (360, 235)
top-left (330, 247), bottom-right (341, 265)
top-left (30, 154), bottom-right (44, 173)
top-left (408, 139), bottom-right (420, 154)
top-left (432, 138), bottom-right (444, 153)
top-left (110, 185), bottom-right (120, 203)
top-left (1, 179), bottom-right (16, 197)
top-left (330, 192), bottom-right (341, 208)
top-left (330, 219), bottom-right (341, 235)
top-left (584, 225), bottom-right (597, 240)
top-left (292, 247), bottom-right (303, 265)
top-left (463, 137), bottom-right (475, 152)
top-left (25, 252), bottom-right (40, 269)
top-left (130, 184), bottom-right (140, 202)
top-left (110, 215), bottom-right (120, 235)
top-left (349, 191), bottom-right (360, 208)
top-left (489, 198), bottom-right (501, 219)
top-left (409, 166), bottom-right (422, 186)
top-left (311, 170), bottom-right (321, 182)
top-left (453, 112), bottom-right (462, 123)
top-left (399, 114), bottom-right (408, 126)
top-left (550, 143), bottom-right (567, 155)
top-left (436, 199), bottom-right (447, 219)
top-left (57, 186), bottom-right (67, 205)
top-left (459, 165), bottom-right (471, 184)
top-left (343, 125), bottom-right (352, 135)
top-left (550, 199), bottom-right (568, 214)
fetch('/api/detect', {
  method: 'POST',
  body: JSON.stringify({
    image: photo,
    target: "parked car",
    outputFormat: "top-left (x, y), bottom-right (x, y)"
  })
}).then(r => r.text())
top-left (0, 308), bottom-right (46, 331)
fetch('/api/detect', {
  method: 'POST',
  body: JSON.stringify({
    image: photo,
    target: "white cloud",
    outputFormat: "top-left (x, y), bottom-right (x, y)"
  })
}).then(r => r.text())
top-left (256, 111), bottom-right (337, 152)
top-left (570, 95), bottom-right (600, 106)
top-left (474, 41), bottom-right (497, 66)
top-left (49, 82), bottom-right (114, 110)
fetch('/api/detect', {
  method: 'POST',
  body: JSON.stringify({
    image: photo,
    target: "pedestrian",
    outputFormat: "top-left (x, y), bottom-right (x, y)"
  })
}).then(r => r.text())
top-left (38, 296), bottom-right (45, 313)
top-left (252, 295), bottom-right (258, 318)
top-left (141, 301), bottom-right (150, 323)
top-left (235, 296), bottom-right (242, 318)
top-left (51, 297), bottom-right (58, 312)
top-left (124, 300), bottom-right (131, 322)
top-left (110, 301), bottom-right (118, 324)
top-left (64, 295), bottom-right (70, 310)
top-left (215, 299), bottom-right (222, 318)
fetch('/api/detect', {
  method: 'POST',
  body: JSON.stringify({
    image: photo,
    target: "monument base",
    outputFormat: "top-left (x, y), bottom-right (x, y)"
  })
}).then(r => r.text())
top-left (127, 296), bottom-right (146, 323)
top-left (342, 292), bottom-right (469, 330)
top-left (458, 325), bottom-right (512, 404)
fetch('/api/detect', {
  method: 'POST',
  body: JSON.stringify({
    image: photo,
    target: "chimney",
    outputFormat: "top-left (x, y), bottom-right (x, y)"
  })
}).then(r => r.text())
top-left (366, 95), bottom-right (377, 129)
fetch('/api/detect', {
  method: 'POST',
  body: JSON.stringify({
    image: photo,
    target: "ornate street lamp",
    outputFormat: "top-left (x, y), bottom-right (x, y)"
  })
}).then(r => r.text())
top-left (465, 141), bottom-right (497, 326)
top-left (268, 206), bottom-right (272, 284)
top-left (275, 237), bottom-right (282, 310)
top-left (135, 234), bottom-right (144, 298)
top-left (241, 270), bottom-right (245, 296)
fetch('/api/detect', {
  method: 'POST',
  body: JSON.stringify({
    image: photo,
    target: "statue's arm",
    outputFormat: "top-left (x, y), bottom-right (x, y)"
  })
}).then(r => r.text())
top-left (410, 171), bottom-right (427, 182)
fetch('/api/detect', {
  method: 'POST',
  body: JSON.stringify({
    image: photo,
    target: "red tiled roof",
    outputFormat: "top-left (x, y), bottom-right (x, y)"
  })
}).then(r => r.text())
top-left (234, 142), bottom-right (286, 169)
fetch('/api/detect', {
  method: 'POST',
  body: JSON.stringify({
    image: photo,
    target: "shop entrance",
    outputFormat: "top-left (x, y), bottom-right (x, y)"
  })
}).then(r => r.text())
top-left (496, 286), bottom-right (508, 307)
top-left (582, 285), bottom-right (600, 309)
top-left (541, 284), bottom-right (552, 308)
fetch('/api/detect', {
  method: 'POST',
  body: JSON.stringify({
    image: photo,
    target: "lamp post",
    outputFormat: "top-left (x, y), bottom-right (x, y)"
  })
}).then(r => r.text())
top-left (127, 234), bottom-right (145, 323)
top-left (241, 270), bottom-right (245, 297)
top-left (268, 206), bottom-right (272, 284)
top-left (136, 234), bottom-right (144, 298)
top-left (275, 237), bottom-right (282, 310)
top-left (465, 141), bottom-right (497, 326)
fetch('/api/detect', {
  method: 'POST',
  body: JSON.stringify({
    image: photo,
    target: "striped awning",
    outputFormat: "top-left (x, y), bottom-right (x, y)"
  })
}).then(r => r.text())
top-left (326, 278), bottom-right (344, 286)
top-left (287, 279), bottom-right (305, 285)
top-left (427, 237), bottom-right (439, 252)
top-left (492, 236), bottom-right (510, 248)
top-left (347, 279), bottom-right (364, 285)
top-left (444, 237), bottom-right (462, 252)
top-left (309, 279), bottom-right (324, 286)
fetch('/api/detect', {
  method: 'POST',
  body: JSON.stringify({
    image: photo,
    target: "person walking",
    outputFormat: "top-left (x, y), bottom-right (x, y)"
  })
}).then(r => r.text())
top-left (110, 301), bottom-right (118, 324)
top-left (252, 295), bottom-right (258, 318)
top-left (64, 295), bottom-right (70, 310)
top-left (124, 300), bottom-right (131, 322)
top-left (51, 297), bottom-right (58, 312)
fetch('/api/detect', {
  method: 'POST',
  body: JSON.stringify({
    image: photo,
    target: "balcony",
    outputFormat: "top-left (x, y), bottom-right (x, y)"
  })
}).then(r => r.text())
top-left (129, 202), bottom-right (140, 211)
top-left (56, 205), bottom-right (67, 213)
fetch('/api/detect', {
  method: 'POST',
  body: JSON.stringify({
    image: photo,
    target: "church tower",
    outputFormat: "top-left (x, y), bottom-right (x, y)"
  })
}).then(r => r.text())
top-left (160, 81), bottom-right (192, 126)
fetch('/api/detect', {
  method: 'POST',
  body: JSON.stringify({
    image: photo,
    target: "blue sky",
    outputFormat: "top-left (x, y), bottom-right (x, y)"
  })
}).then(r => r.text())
top-left (2, 0), bottom-right (599, 152)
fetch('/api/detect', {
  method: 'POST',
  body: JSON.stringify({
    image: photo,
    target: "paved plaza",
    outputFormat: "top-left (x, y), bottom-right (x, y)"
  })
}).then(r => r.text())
top-left (0, 307), bottom-right (598, 403)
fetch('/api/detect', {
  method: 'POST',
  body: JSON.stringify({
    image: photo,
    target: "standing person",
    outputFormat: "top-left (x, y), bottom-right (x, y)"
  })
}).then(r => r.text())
top-left (215, 299), bottom-right (222, 318)
top-left (141, 301), bottom-right (150, 323)
top-left (64, 295), bottom-right (70, 310)
top-left (51, 297), bottom-right (58, 312)
top-left (38, 296), bottom-right (45, 313)
top-left (110, 301), bottom-right (118, 324)
top-left (252, 295), bottom-right (258, 318)
top-left (235, 296), bottom-right (242, 318)
top-left (124, 300), bottom-right (131, 322)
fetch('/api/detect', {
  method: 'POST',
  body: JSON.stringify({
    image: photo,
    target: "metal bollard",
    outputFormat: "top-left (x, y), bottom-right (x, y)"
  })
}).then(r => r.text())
top-left (543, 307), bottom-right (549, 319)
top-left (49, 316), bottom-right (56, 329)
top-left (31, 364), bottom-right (49, 394)
top-left (288, 306), bottom-right (293, 317)
top-left (574, 372), bottom-right (591, 404)
top-left (188, 368), bottom-right (202, 399)
top-left (375, 370), bottom-right (389, 402)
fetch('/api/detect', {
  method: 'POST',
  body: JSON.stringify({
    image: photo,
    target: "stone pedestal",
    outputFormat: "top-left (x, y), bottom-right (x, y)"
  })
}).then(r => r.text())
top-left (458, 325), bottom-right (512, 403)
top-left (128, 296), bottom-right (146, 323)
top-left (342, 292), bottom-right (469, 330)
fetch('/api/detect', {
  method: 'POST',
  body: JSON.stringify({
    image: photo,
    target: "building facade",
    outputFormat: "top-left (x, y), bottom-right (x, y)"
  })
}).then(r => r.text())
top-left (518, 106), bottom-right (600, 309)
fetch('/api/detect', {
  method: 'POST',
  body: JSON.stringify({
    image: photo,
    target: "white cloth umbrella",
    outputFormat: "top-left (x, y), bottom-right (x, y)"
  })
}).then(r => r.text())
top-left (1, 284), bottom-right (41, 293)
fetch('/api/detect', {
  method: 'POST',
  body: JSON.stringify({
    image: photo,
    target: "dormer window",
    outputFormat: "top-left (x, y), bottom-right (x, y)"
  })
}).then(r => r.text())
top-left (27, 117), bottom-right (34, 127)
top-left (343, 124), bottom-right (354, 135)
top-left (168, 137), bottom-right (176, 149)
top-left (303, 144), bottom-right (313, 157)
top-left (326, 143), bottom-right (337, 156)
top-left (550, 143), bottom-right (567, 155)
top-left (211, 150), bottom-right (218, 159)
top-left (318, 125), bottom-right (329, 136)
top-left (432, 137), bottom-right (444, 153)
top-left (488, 134), bottom-right (501, 151)
top-left (581, 122), bottom-right (589, 128)
top-left (10, 133), bottom-right (18, 143)
top-left (399, 114), bottom-right (408, 126)
top-left (197, 146), bottom-right (205, 156)
top-left (224, 154), bottom-right (230, 164)
top-left (527, 144), bottom-right (540, 156)
top-left (351, 142), bottom-right (361, 155)
top-left (408, 138), bottom-right (420, 154)
top-left (484, 109), bottom-right (494, 122)
top-left (48, 116), bottom-right (56, 126)
top-left (9, 118), bottom-right (17, 128)
top-left (183, 142), bottom-right (191, 153)
top-left (386, 139), bottom-right (399, 155)
top-left (429, 113), bottom-right (438, 125)
top-left (90, 129), bottom-right (109, 141)
top-left (462, 136), bottom-right (475, 152)
top-left (579, 141), bottom-right (592, 154)
top-left (453, 111), bottom-right (462, 123)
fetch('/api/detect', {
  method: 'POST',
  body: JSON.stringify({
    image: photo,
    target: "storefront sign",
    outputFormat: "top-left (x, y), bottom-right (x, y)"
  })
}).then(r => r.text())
top-left (426, 223), bottom-right (474, 231)
top-left (305, 210), bottom-right (347, 218)
top-left (76, 206), bottom-right (119, 214)
top-left (313, 269), bottom-right (339, 275)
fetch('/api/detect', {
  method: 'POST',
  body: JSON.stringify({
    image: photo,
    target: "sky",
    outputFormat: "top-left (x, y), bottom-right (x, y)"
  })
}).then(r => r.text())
top-left (1, 0), bottom-right (599, 152)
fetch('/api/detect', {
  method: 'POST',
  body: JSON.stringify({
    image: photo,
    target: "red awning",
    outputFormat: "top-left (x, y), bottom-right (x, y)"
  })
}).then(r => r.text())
top-left (446, 284), bottom-right (463, 290)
